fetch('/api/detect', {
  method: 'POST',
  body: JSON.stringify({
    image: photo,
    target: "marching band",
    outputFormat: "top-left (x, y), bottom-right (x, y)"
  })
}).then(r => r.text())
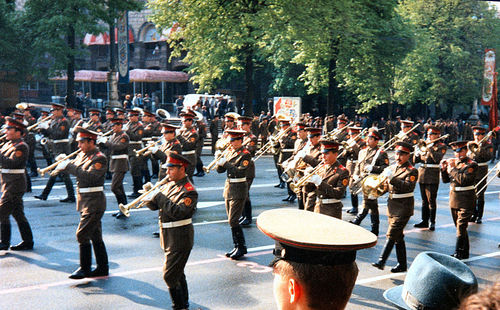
top-left (0, 102), bottom-right (500, 308)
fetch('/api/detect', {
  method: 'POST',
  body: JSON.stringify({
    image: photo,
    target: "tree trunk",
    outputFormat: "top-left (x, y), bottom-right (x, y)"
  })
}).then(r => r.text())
top-left (66, 24), bottom-right (75, 107)
top-left (108, 22), bottom-right (120, 108)
top-left (327, 57), bottom-right (341, 116)
top-left (243, 47), bottom-right (254, 116)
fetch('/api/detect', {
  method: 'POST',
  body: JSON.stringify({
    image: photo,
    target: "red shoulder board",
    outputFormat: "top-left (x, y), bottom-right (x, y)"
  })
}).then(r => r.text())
top-left (191, 128), bottom-right (197, 134)
top-left (407, 165), bottom-right (414, 170)
top-left (242, 149), bottom-right (250, 154)
top-left (97, 151), bottom-right (105, 157)
top-left (467, 159), bottom-right (474, 164)
top-left (338, 164), bottom-right (346, 171)
top-left (174, 140), bottom-right (180, 144)
top-left (380, 149), bottom-right (385, 153)
top-left (361, 145), bottom-right (367, 150)
top-left (184, 182), bottom-right (194, 191)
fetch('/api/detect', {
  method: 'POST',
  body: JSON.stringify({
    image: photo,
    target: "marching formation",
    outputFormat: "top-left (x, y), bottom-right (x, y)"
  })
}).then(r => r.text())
top-left (0, 102), bottom-right (499, 309)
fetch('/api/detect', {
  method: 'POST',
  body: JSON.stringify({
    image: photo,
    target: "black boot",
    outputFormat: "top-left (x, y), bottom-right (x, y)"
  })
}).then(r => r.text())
top-left (90, 241), bottom-right (109, 277)
top-left (429, 208), bottom-right (436, 231)
top-left (60, 196), bottom-right (76, 203)
top-left (128, 176), bottom-right (142, 198)
top-left (371, 239), bottom-right (395, 270)
top-left (69, 244), bottom-right (92, 279)
top-left (168, 285), bottom-right (187, 310)
top-left (179, 276), bottom-right (189, 309)
top-left (462, 234), bottom-right (470, 259)
top-left (371, 217), bottom-right (380, 237)
top-left (282, 195), bottom-right (291, 202)
top-left (349, 208), bottom-right (368, 225)
top-left (230, 226), bottom-right (247, 260)
top-left (239, 200), bottom-right (252, 226)
top-left (391, 241), bottom-right (407, 273)
top-left (451, 237), bottom-right (462, 259)
top-left (288, 193), bottom-right (296, 203)
top-left (413, 220), bottom-right (428, 228)
top-left (476, 200), bottom-right (484, 224)
top-left (225, 228), bottom-right (238, 257)
top-left (347, 194), bottom-right (359, 214)
top-left (0, 223), bottom-right (11, 250)
top-left (10, 222), bottom-right (34, 251)
top-left (35, 175), bottom-right (56, 200)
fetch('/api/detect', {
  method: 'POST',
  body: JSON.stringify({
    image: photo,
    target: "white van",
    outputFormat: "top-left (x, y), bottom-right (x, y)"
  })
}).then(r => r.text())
top-left (183, 94), bottom-right (235, 109)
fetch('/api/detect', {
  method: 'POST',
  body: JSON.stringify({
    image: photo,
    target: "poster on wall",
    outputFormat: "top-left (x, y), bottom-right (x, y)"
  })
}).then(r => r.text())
top-left (117, 11), bottom-right (129, 84)
top-left (273, 97), bottom-right (301, 122)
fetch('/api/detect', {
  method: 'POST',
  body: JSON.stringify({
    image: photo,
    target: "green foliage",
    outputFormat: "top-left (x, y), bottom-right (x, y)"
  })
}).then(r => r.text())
top-left (394, 0), bottom-right (500, 114)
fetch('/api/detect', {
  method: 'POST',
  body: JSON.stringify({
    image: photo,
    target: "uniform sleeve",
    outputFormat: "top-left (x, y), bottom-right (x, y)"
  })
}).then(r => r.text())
top-left (0, 143), bottom-right (28, 168)
top-left (221, 152), bottom-right (251, 175)
top-left (66, 154), bottom-right (107, 179)
top-left (373, 151), bottom-right (389, 173)
top-left (178, 130), bottom-right (198, 150)
top-left (127, 124), bottom-right (144, 141)
top-left (152, 188), bottom-right (198, 220)
top-left (107, 134), bottom-right (129, 152)
top-left (449, 163), bottom-right (477, 185)
top-left (389, 168), bottom-right (418, 192)
top-left (317, 168), bottom-right (349, 199)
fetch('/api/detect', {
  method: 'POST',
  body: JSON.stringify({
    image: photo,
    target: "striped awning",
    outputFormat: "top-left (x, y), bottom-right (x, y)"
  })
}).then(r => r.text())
top-left (83, 28), bottom-right (135, 46)
top-left (50, 69), bottom-right (188, 83)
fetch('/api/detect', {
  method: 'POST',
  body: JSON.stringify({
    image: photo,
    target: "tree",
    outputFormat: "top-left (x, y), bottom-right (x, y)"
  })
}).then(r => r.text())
top-left (394, 0), bottom-right (500, 116)
top-left (148, 0), bottom-right (272, 116)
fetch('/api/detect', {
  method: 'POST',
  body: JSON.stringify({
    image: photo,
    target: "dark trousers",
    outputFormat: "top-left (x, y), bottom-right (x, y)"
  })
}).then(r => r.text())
top-left (419, 183), bottom-right (438, 223)
top-left (41, 171), bottom-right (74, 198)
top-left (111, 172), bottom-right (127, 205)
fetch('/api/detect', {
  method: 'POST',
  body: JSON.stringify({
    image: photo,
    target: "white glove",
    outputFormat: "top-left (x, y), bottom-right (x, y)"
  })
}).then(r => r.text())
top-left (143, 188), bottom-right (160, 202)
top-left (414, 148), bottom-right (421, 158)
top-left (381, 167), bottom-right (394, 180)
top-left (82, 122), bottom-right (90, 129)
top-left (214, 150), bottom-right (222, 158)
top-left (217, 157), bottom-right (227, 166)
top-left (96, 136), bottom-right (107, 144)
top-left (296, 149), bottom-right (307, 159)
top-left (304, 166), bottom-right (314, 174)
top-left (364, 165), bottom-right (373, 173)
top-left (38, 121), bottom-right (49, 130)
top-left (139, 182), bottom-right (154, 194)
top-left (122, 123), bottom-right (129, 131)
top-left (310, 174), bottom-right (322, 186)
top-left (55, 154), bottom-right (67, 161)
top-left (150, 145), bottom-right (159, 154)
top-left (352, 174), bottom-right (360, 182)
top-left (23, 120), bottom-right (28, 126)
top-left (56, 159), bottom-right (70, 171)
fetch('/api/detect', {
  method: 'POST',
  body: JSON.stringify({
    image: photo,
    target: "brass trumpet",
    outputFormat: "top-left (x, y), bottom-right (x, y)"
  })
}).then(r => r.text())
top-left (417, 134), bottom-right (449, 154)
top-left (119, 176), bottom-right (170, 217)
top-left (253, 126), bottom-right (292, 162)
top-left (381, 124), bottom-right (420, 150)
top-left (203, 139), bottom-right (250, 173)
top-left (290, 163), bottom-right (327, 193)
top-left (325, 122), bottom-right (354, 140)
top-left (135, 137), bottom-right (164, 157)
top-left (27, 115), bottom-right (52, 132)
top-left (37, 149), bottom-right (82, 177)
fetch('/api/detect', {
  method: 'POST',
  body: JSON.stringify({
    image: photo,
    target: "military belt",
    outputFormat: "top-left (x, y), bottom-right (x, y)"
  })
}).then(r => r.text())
top-left (477, 162), bottom-right (488, 167)
top-left (421, 163), bottom-right (440, 168)
top-left (347, 160), bottom-right (358, 164)
top-left (281, 149), bottom-right (294, 152)
top-left (53, 139), bottom-right (69, 143)
top-left (160, 218), bottom-right (192, 228)
top-left (78, 186), bottom-right (104, 193)
top-left (389, 192), bottom-right (414, 199)
top-left (1, 169), bottom-right (25, 174)
top-left (228, 177), bottom-right (247, 183)
top-left (129, 141), bottom-right (142, 144)
top-left (319, 198), bottom-right (341, 204)
top-left (182, 150), bottom-right (196, 155)
top-left (453, 185), bottom-right (474, 192)
top-left (111, 154), bottom-right (128, 159)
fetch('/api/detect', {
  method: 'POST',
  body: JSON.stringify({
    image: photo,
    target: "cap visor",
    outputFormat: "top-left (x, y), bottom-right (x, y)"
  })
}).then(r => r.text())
top-left (383, 286), bottom-right (410, 310)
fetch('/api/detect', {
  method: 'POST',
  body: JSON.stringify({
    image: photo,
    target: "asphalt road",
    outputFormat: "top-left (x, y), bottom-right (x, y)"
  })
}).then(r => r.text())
top-left (1, 151), bottom-right (499, 310)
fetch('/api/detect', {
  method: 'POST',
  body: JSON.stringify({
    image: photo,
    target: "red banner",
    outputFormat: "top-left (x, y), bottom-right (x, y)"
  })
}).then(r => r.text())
top-left (481, 49), bottom-right (498, 129)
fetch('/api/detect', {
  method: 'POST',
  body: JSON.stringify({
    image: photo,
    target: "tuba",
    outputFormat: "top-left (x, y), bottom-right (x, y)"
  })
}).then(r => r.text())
top-left (156, 108), bottom-right (170, 120)
top-left (360, 174), bottom-right (389, 199)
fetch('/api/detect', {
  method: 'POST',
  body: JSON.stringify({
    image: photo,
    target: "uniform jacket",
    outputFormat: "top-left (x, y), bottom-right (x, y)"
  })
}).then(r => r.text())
top-left (470, 141), bottom-right (494, 182)
top-left (415, 141), bottom-right (447, 184)
top-left (178, 126), bottom-right (199, 152)
top-left (148, 176), bottom-right (197, 252)
top-left (65, 147), bottom-right (107, 213)
top-left (217, 146), bottom-right (251, 200)
top-left (387, 161), bottom-right (418, 217)
top-left (42, 116), bottom-right (70, 155)
top-left (244, 132), bottom-right (258, 179)
top-left (278, 130), bottom-right (297, 163)
top-left (314, 161), bottom-right (349, 217)
top-left (86, 120), bottom-right (103, 133)
top-left (154, 138), bottom-right (183, 180)
top-left (353, 146), bottom-right (390, 177)
top-left (105, 131), bottom-right (129, 172)
top-left (127, 121), bottom-right (144, 152)
top-left (302, 143), bottom-right (322, 195)
top-left (0, 138), bottom-right (28, 193)
top-left (144, 121), bottom-right (161, 139)
top-left (441, 157), bottom-right (478, 210)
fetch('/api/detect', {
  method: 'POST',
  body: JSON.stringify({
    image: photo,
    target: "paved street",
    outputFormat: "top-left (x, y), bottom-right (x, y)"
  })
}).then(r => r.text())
top-left (1, 151), bottom-right (499, 310)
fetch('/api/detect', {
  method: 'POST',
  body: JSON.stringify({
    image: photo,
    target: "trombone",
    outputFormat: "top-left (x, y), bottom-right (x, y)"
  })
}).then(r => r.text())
top-left (203, 139), bottom-right (250, 173)
top-left (27, 115), bottom-right (52, 132)
top-left (415, 134), bottom-right (449, 154)
top-left (37, 149), bottom-right (82, 177)
top-left (475, 162), bottom-right (500, 195)
top-left (253, 126), bottom-right (292, 162)
top-left (325, 122), bottom-right (354, 140)
top-left (135, 136), bottom-right (165, 157)
top-left (381, 124), bottom-right (420, 150)
top-left (338, 128), bottom-right (368, 158)
top-left (119, 176), bottom-right (170, 217)
top-left (467, 131), bottom-right (494, 155)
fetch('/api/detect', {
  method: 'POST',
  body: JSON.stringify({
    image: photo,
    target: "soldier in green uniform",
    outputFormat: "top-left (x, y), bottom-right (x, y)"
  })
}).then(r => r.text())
top-left (441, 141), bottom-right (478, 259)
top-left (151, 123), bottom-right (182, 181)
top-left (0, 118), bottom-right (34, 251)
top-left (177, 110), bottom-right (199, 181)
top-left (414, 126), bottom-right (447, 230)
top-left (278, 118), bottom-right (298, 202)
top-left (55, 127), bottom-right (109, 279)
top-left (98, 118), bottom-right (129, 219)
top-left (238, 116), bottom-right (258, 226)
top-left (143, 152), bottom-right (197, 310)
top-left (216, 130), bottom-right (251, 259)
top-left (308, 139), bottom-right (350, 219)
top-left (35, 103), bottom-right (75, 203)
top-left (86, 108), bottom-right (104, 133)
top-left (295, 127), bottom-right (322, 210)
top-left (469, 126), bottom-right (494, 223)
top-left (345, 126), bottom-right (365, 215)
top-left (372, 141), bottom-right (418, 273)
top-left (125, 109), bottom-right (145, 198)
top-left (350, 129), bottom-right (389, 236)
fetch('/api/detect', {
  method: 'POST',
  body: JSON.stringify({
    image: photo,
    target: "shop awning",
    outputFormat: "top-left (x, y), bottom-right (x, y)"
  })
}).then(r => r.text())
top-left (83, 28), bottom-right (135, 46)
top-left (50, 69), bottom-right (189, 83)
